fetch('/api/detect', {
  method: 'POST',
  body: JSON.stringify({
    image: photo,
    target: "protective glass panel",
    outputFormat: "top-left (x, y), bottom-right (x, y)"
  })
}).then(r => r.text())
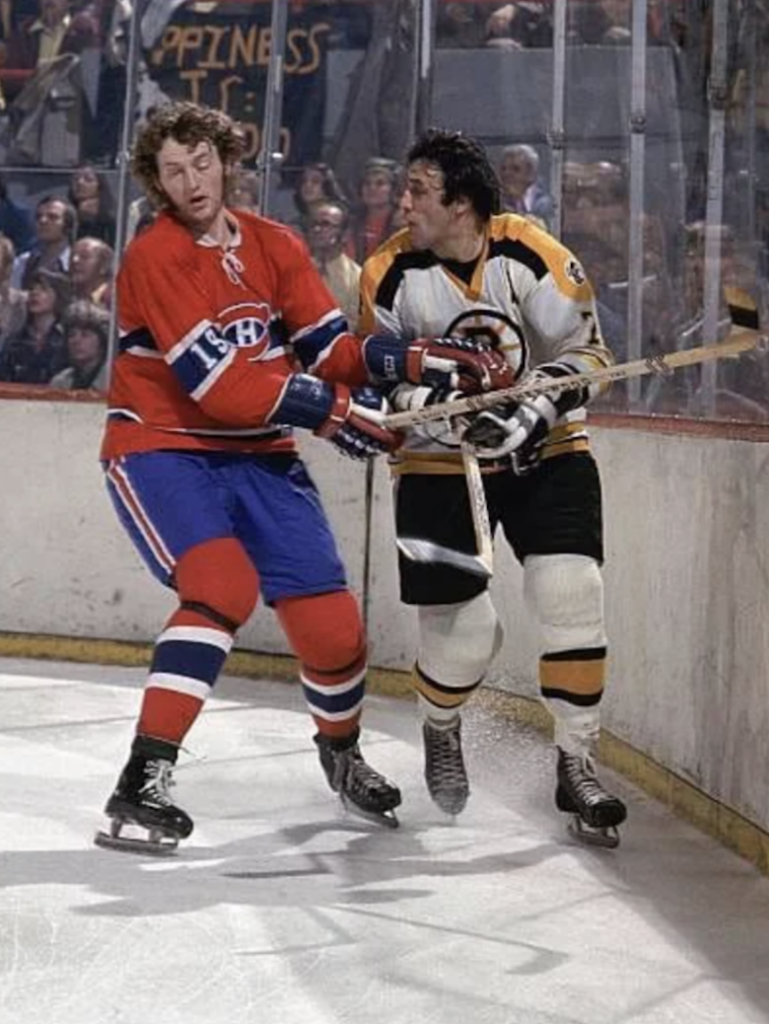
top-left (0, 0), bottom-right (766, 423)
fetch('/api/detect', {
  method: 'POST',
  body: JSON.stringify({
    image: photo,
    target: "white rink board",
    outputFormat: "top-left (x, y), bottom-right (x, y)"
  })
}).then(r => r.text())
top-left (1, 399), bottom-right (768, 832)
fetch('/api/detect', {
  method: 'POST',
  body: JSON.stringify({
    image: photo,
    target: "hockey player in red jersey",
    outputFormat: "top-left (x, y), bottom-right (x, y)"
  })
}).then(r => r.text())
top-left (95, 103), bottom-right (512, 853)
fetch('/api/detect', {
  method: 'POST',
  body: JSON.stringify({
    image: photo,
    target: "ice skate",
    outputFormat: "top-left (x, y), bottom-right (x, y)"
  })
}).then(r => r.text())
top-left (94, 754), bottom-right (194, 856)
top-left (423, 716), bottom-right (469, 816)
top-left (315, 729), bottom-right (402, 828)
top-left (555, 747), bottom-right (626, 849)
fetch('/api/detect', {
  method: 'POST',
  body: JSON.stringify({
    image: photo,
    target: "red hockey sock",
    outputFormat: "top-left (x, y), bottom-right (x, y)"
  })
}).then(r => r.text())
top-left (276, 590), bottom-right (367, 740)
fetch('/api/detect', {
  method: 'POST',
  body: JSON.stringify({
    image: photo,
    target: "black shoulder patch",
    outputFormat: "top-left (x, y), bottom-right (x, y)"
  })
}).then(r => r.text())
top-left (489, 237), bottom-right (548, 280)
top-left (119, 326), bottom-right (158, 354)
top-left (376, 250), bottom-right (439, 311)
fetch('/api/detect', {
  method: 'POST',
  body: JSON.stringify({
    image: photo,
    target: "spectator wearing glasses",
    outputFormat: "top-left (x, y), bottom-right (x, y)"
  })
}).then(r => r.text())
top-left (306, 199), bottom-right (361, 330)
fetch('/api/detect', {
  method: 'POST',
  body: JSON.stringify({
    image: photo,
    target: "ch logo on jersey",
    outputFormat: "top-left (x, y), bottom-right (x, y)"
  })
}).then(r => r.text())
top-left (564, 258), bottom-right (587, 287)
top-left (218, 301), bottom-right (276, 357)
top-left (445, 308), bottom-right (527, 378)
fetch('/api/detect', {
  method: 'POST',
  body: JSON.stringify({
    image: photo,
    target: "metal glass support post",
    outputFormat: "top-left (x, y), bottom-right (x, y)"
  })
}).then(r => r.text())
top-left (701, 0), bottom-right (730, 414)
top-left (258, 0), bottom-right (289, 217)
top-left (107, 0), bottom-right (146, 368)
top-left (415, 0), bottom-right (436, 136)
top-left (626, 0), bottom-right (648, 405)
top-left (549, 0), bottom-right (567, 241)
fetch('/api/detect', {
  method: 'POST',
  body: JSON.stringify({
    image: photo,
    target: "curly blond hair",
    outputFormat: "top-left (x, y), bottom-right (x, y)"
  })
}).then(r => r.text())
top-left (132, 102), bottom-right (247, 210)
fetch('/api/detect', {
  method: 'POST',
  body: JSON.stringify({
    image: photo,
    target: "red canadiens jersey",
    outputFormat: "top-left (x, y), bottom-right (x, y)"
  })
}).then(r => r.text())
top-left (101, 210), bottom-right (369, 460)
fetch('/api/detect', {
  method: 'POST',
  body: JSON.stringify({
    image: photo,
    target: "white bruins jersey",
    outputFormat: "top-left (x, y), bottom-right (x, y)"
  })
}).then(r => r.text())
top-left (359, 213), bottom-right (613, 474)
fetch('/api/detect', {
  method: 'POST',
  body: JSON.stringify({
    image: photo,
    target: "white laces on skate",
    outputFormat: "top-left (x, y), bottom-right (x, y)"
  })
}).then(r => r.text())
top-left (342, 747), bottom-right (395, 798)
top-left (139, 759), bottom-right (175, 806)
top-left (561, 752), bottom-right (612, 807)
top-left (426, 724), bottom-right (465, 786)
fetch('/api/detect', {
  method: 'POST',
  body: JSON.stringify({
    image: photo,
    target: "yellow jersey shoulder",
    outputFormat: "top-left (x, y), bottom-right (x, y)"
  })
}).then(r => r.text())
top-left (489, 213), bottom-right (595, 302)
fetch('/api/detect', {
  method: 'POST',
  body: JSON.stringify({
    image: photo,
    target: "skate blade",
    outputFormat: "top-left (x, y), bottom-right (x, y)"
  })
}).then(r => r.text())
top-left (339, 795), bottom-right (400, 829)
top-left (94, 820), bottom-right (180, 857)
top-left (566, 815), bottom-right (620, 850)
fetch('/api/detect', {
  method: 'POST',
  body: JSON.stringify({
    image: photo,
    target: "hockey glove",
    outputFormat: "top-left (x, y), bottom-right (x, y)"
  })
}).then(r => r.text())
top-left (463, 362), bottom-right (588, 473)
top-left (363, 335), bottom-right (514, 395)
top-left (270, 374), bottom-right (400, 460)
top-left (388, 382), bottom-right (463, 414)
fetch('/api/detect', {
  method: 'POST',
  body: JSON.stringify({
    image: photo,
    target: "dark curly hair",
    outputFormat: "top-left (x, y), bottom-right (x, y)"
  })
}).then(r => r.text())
top-left (407, 127), bottom-right (501, 221)
top-left (132, 102), bottom-right (247, 210)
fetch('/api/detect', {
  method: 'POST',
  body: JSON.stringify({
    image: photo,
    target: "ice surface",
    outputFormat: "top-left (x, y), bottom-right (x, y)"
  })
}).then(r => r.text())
top-left (1, 658), bottom-right (769, 1024)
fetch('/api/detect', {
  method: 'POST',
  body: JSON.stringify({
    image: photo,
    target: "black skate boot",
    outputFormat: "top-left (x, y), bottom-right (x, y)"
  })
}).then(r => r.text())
top-left (94, 747), bottom-right (193, 856)
top-left (555, 747), bottom-right (627, 849)
top-left (314, 729), bottom-right (401, 828)
top-left (423, 717), bottom-right (469, 816)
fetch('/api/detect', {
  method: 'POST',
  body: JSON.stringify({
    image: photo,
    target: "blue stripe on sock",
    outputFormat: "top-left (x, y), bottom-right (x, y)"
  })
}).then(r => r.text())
top-left (151, 639), bottom-right (228, 686)
top-left (301, 679), bottom-right (365, 715)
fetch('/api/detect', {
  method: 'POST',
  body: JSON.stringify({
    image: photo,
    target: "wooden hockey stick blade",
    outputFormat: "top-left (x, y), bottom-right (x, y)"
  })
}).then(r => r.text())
top-left (396, 537), bottom-right (492, 577)
top-left (384, 329), bottom-right (764, 430)
top-left (395, 445), bottom-right (495, 578)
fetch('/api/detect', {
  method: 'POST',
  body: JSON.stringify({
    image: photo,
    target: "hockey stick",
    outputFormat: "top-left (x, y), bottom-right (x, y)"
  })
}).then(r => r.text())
top-left (396, 442), bottom-right (495, 578)
top-left (384, 329), bottom-right (764, 430)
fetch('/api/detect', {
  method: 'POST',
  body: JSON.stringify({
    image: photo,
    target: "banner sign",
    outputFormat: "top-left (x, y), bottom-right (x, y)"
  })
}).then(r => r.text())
top-left (143, 2), bottom-right (333, 166)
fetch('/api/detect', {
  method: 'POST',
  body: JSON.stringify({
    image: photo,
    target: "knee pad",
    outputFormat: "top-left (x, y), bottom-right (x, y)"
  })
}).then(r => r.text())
top-left (417, 591), bottom-right (503, 688)
top-left (523, 554), bottom-right (606, 653)
top-left (276, 590), bottom-right (366, 674)
top-left (175, 537), bottom-right (259, 631)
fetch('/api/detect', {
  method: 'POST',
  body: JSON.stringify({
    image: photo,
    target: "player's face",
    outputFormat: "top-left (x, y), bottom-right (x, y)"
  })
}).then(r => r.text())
top-left (401, 160), bottom-right (456, 255)
top-left (157, 138), bottom-right (226, 236)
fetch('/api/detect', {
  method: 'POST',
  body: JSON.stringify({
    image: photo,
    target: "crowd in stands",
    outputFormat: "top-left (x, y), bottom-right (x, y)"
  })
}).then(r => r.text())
top-left (0, 0), bottom-right (766, 420)
top-left (0, 169), bottom-right (112, 391)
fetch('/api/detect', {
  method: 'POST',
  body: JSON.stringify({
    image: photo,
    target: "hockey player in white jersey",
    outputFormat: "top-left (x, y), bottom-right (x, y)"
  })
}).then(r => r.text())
top-left (359, 128), bottom-right (627, 847)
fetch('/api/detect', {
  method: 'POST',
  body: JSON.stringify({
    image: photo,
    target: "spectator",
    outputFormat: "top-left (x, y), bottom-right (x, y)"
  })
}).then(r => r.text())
top-left (68, 164), bottom-right (116, 246)
top-left (436, 3), bottom-right (488, 48)
top-left (11, 194), bottom-right (74, 290)
top-left (69, 234), bottom-right (112, 307)
top-left (0, 173), bottom-right (35, 252)
top-left (49, 297), bottom-right (110, 390)
top-left (0, 266), bottom-right (69, 383)
top-left (290, 161), bottom-right (347, 236)
top-left (226, 165), bottom-right (260, 213)
top-left (126, 194), bottom-right (155, 241)
top-left (4, 0), bottom-right (98, 71)
top-left (348, 156), bottom-right (400, 263)
top-left (306, 199), bottom-right (361, 330)
top-left (0, 232), bottom-right (27, 347)
top-left (485, 3), bottom-right (553, 49)
top-left (498, 144), bottom-right (554, 227)
top-left (569, 0), bottom-right (632, 45)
